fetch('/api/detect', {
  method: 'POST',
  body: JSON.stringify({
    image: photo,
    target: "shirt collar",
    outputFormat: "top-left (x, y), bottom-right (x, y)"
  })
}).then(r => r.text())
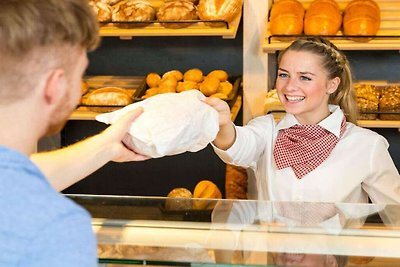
top-left (276, 105), bottom-right (345, 138)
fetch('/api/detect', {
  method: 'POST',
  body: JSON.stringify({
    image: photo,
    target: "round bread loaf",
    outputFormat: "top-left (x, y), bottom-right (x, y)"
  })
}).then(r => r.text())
top-left (192, 180), bottom-right (222, 210)
top-left (304, 0), bottom-right (342, 35)
top-left (89, 1), bottom-right (113, 22)
top-left (269, 0), bottom-right (305, 37)
top-left (156, 0), bottom-right (198, 29)
top-left (112, 0), bottom-right (155, 27)
top-left (198, 0), bottom-right (243, 23)
top-left (343, 0), bottom-right (380, 42)
top-left (165, 188), bottom-right (193, 210)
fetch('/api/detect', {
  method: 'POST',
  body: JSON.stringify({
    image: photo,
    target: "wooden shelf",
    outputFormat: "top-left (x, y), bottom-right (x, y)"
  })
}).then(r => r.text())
top-left (263, 0), bottom-right (400, 53)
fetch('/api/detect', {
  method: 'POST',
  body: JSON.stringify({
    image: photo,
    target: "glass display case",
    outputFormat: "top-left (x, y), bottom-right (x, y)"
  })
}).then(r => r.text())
top-left (67, 194), bottom-right (400, 266)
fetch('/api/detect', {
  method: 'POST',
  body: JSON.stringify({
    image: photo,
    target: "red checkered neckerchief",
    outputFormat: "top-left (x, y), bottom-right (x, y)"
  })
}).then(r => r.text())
top-left (273, 116), bottom-right (347, 179)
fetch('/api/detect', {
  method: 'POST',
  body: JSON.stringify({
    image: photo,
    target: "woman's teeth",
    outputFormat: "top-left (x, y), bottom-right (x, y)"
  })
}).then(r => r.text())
top-left (286, 95), bottom-right (305, 102)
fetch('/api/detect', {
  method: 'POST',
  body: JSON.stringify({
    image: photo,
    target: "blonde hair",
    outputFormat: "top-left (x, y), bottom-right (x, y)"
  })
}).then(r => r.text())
top-left (0, 0), bottom-right (100, 104)
top-left (277, 37), bottom-right (358, 124)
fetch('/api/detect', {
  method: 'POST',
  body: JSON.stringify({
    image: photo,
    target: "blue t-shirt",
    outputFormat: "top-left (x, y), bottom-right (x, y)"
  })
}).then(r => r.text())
top-left (0, 147), bottom-right (97, 267)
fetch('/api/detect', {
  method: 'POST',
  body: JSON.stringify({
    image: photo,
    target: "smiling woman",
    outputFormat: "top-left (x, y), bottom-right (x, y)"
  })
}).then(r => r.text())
top-left (205, 37), bottom-right (400, 204)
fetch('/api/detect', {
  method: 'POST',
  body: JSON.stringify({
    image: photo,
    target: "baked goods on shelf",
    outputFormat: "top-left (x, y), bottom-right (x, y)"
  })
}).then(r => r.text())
top-left (264, 89), bottom-right (284, 114)
top-left (225, 164), bottom-right (247, 199)
top-left (354, 83), bottom-right (380, 120)
top-left (82, 87), bottom-right (134, 106)
top-left (198, 0), bottom-right (243, 24)
top-left (269, 0), bottom-right (305, 37)
top-left (165, 188), bottom-right (193, 210)
top-left (142, 68), bottom-right (237, 101)
top-left (156, 0), bottom-right (198, 29)
top-left (343, 0), bottom-right (381, 42)
top-left (379, 85), bottom-right (400, 120)
top-left (192, 180), bottom-right (222, 210)
top-left (89, 1), bottom-right (113, 22)
top-left (112, 0), bottom-right (156, 27)
top-left (304, 0), bottom-right (342, 36)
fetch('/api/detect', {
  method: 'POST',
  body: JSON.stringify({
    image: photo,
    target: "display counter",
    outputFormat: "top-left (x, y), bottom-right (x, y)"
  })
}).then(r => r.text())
top-left (67, 194), bottom-right (400, 266)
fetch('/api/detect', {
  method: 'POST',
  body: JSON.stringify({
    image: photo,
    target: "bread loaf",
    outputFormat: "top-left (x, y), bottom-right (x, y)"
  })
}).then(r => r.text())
top-left (192, 180), bottom-right (222, 210)
top-left (112, 0), bottom-right (155, 27)
top-left (165, 188), bottom-right (193, 210)
top-left (156, 0), bottom-right (198, 29)
top-left (89, 1), bottom-right (113, 22)
top-left (343, 0), bottom-right (380, 42)
top-left (198, 0), bottom-right (243, 23)
top-left (269, 0), bottom-right (305, 37)
top-left (83, 87), bottom-right (134, 106)
top-left (81, 80), bottom-right (89, 95)
top-left (304, 0), bottom-right (342, 35)
top-left (225, 164), bottom-right (247, 199)
top-left (354, 83), bottom-right (380, 120)
top-left (379, 85), bottom-right (400, 120)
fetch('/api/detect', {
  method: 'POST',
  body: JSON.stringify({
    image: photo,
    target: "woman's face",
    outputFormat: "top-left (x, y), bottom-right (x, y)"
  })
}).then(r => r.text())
top-left (275, 50), bottom-right (339, 125)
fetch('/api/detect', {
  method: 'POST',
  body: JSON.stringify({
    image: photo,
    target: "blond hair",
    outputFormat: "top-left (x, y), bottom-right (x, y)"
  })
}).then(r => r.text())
top-left (277, 37), bottom-right (358, 124)
top-left (0, 0), bottom-right (100, 104)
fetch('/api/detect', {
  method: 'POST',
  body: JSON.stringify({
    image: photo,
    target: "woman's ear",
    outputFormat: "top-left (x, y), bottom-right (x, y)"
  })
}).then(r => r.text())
top-left (327, 77), bottom-right (340, 95)
top-left (42, 69), bottom-right (65, 105)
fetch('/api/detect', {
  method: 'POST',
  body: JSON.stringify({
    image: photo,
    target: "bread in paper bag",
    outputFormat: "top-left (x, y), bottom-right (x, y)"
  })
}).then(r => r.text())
top-left (96, 90), bottom-right (219, 158)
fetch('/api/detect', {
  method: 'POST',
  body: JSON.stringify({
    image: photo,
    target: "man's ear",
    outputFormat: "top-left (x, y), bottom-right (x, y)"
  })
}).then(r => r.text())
top-left (43, 69), bottom-right (65, 105)
top-left (327, 77), bottom-right (340, 95)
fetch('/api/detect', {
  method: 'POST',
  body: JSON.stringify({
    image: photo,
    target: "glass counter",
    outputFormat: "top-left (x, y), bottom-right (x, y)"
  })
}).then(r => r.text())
top-left (67, 194), bottom-right (400, 267)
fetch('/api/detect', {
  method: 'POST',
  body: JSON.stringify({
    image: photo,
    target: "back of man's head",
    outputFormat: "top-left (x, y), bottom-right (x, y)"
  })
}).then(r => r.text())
top-left (0, 0), bottom-right (100, 104)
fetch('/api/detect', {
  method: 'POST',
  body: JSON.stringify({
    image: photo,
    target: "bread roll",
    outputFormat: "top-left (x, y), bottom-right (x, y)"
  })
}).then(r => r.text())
top-left (112, 0), bottom-right (155, 27)
top-left (162, 70), bottom-right (184, 81)
top-left (146, 72), bottom-right (161, 88)
top-left (207, 70), bottom-right (229, 82)
top-left (198, 0), bottom-right (243, 23)
top-left (142, 87), bottom-right (159, 99)
top-left (165, 188), bottom-right (193, 210)
top-left (192, 180), bottom-right (222, 210)
top-left (184, 68), bottom-right (204, 83)
top-left (199, 76), bottom-right (220, 96)
top-left (343, 0), bottom-right (380, 42)
top-left (269, 0), bottom-right (305, 37)
top-left (156, 0), bottom-right (198, 29)
top-left (304, 0), bottom-right (342, 35)
top-left (217, 81), bottom-right (233, 96)
top-left (176, 81), bottom-right (199, 92)
top-left (83, 87), bottom-right (133, 106)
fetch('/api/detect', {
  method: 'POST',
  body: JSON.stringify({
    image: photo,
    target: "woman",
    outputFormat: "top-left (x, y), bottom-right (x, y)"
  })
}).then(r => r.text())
top-left (206, 37), bottom-right (400, 203)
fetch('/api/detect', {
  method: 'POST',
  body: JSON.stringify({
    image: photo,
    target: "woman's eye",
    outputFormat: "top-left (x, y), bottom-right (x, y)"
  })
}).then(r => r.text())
top-left (278, 73), bottom-right (288, 78)
top-left (300, 75), bottom-right (312, 81)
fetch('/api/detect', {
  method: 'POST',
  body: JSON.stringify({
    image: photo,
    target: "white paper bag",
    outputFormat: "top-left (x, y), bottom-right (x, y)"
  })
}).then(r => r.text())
top-left (96, 90), bottom-right (219, 158)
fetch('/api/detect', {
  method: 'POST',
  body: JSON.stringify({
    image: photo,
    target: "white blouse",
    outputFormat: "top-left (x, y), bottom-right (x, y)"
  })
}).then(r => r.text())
top-left (213, 105), bottom-right (400, 204)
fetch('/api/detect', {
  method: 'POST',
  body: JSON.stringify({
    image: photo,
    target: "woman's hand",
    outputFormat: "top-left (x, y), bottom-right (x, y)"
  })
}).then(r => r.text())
top-left (205, 97), bottom-right (232, 127)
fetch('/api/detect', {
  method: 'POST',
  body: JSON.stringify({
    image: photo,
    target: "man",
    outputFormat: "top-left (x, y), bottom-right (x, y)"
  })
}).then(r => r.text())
top-left (0, 0), bottom-right (147, 265)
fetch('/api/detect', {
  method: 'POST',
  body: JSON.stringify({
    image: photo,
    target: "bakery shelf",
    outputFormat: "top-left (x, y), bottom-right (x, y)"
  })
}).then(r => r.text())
top-left (263, 0), bottom-right (400, 53)
top-left (99, 11), bottom-right (242, 39)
